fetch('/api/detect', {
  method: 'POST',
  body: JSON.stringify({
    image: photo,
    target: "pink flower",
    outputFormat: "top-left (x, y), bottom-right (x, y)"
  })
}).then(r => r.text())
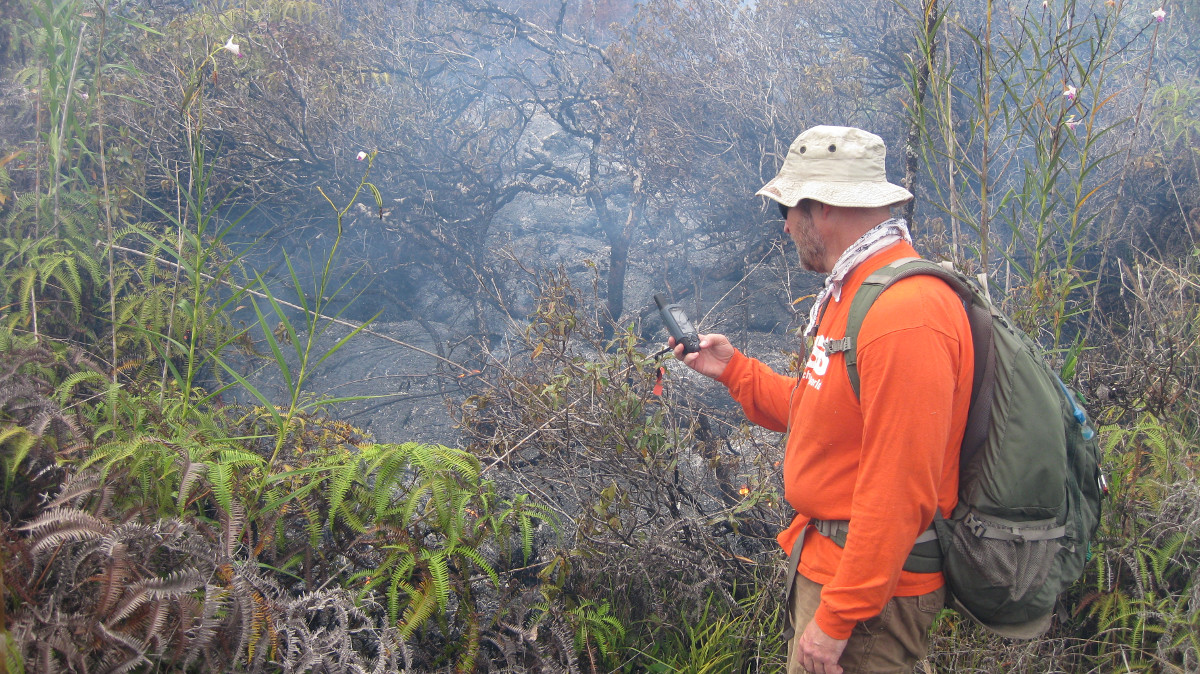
top-left (356, 151), bottom-right (368, 161)
top-left (223, 36), bottom-right (244, 58)
top-left (1066, 116), bottom-right (1081, 131)
top-left (1063, 85), bottom-right (1077, 101)
top-left (1152, 7), bottom-right (1166, 21)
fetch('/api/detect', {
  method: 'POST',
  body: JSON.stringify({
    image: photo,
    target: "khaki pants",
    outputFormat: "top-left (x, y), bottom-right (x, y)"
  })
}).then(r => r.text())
top-left (786, 573), bottom-right (944, 674)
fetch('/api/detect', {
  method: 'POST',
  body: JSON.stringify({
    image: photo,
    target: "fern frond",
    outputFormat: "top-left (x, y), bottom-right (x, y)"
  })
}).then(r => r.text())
top-left (143, 599), bottom-right (170, 649)
top-left (80, 436), bottom-right (157, 474)
top-left (182, 584), bottom-right (227, 669)
top-left (1149, 532), bottom-right (1188, 587)
top-left (1, 424), bottom-right (37, 490)
top-left (207, 461), bottom-right (235, 519)
top-left (336, 497), bottom-right (367, 533)
top-left (95, 623), bottom-right (150, 669)
top-left (295, 497), bottom-right (322, 549)
top-left (217, 448), bottom-right (266, 468)
top-left (29, 522), bottom-right (108, 553)
top-left (435, 444), bottom-right (481, 480)
top-left (97, 542), bottom-right (132, 616)
top-left (223, 498), bottom-right (245, 559)
top-left (20, 507), bottom-right (111, 551)
top-left (48, 472), bottom-right (101, 507)
top-left (520, 510), bottom-right (536, 564)
top-left (367, 443), bottom-right (413, 507)
top-left (383, 552), bottom-right (418, 623)
top-left (422, 549), bottom-right (452, 609)
top-left (453, 545), bottom-right (500, 589)
top-left (25, 409), bottom-right (55, 436)
top-left (177, 454), bottom-right (205, 513)
top-left (229, 573), bottom-right (257, 669)
top-left (397, 578), bottom-right (438, 639)
top-left (326, 459), bottom-right (358, 528)
top-left (398, 481), bottom-right (432, 527)
top-left (54, 370), bottom-right (109, 405)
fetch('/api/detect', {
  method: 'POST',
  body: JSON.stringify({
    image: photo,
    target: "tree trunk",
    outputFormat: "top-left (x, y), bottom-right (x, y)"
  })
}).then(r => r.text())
top-left (902, 0), bottom-right (939, 232)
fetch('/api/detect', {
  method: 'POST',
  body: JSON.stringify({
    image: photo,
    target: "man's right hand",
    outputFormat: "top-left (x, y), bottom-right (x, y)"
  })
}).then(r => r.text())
top-left (669, 333), bottom-right (735, 381)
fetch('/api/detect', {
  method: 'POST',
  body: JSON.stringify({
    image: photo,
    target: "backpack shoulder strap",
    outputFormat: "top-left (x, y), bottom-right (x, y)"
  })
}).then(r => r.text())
top-left (828, 258), bottom-right (941, 398)
top-left (829, 258), bottom-right (997, 463)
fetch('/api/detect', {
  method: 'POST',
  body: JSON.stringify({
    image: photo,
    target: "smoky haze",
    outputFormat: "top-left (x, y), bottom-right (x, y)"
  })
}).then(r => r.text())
top-left (132, 0), bottom-right (1164, 444)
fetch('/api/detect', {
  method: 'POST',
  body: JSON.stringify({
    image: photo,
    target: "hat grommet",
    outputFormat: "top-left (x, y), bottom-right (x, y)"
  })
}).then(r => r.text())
top-left (828, 144), bottom-right (836, 152)
top-left (799, 146), bottom-right (806, 154)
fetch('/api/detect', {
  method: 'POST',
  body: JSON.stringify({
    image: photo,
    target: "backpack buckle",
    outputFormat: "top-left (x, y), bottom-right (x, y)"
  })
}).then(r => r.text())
top-left (965, 513), bottom-right (989, 538)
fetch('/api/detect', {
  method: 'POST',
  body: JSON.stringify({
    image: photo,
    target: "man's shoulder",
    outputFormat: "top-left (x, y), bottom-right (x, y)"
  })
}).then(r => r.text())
top-left (855, 266), bottom-right (970, 343)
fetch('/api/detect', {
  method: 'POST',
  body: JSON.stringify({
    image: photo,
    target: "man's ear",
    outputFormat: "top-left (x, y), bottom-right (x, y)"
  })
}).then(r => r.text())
top-left (813, 201), bottom-right (835, 221)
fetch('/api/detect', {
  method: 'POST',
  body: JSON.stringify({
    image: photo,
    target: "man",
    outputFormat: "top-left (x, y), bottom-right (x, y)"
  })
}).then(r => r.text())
top-left (671, 126), bottom-right (973, 673)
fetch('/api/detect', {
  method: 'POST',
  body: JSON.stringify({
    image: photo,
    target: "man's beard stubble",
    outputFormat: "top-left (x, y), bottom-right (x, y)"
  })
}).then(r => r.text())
top-left (791, 208), bottom-right (828, 274)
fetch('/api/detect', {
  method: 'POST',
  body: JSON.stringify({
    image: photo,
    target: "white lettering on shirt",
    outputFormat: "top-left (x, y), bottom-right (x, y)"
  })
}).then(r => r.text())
top-left (803, 335), bottom-right (830, 390)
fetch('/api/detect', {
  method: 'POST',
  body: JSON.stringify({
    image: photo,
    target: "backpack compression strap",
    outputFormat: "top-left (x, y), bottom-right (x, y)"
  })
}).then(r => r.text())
top-left (826, 258), bottom-right (997, 467)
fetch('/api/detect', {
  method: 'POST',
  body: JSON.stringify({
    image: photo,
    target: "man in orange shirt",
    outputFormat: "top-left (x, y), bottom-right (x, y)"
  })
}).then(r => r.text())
top-left (672, 126), bottom-right (973, 673)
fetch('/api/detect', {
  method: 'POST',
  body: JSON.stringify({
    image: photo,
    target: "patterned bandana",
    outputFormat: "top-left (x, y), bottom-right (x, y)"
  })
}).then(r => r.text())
top-left (802, 217), bottom-right (912, 337)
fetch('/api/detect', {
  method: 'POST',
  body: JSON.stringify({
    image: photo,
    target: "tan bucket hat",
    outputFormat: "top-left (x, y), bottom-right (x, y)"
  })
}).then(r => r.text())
top-left (756, 126), bottom-right (913, 209)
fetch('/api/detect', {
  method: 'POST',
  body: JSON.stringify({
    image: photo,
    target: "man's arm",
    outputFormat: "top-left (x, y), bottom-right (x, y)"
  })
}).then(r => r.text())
top-left (796, 620), bottom-right (847, 674)
top-left (671, 333), bottom-right (734, 380)
top-left (673, 333), bottom-right (798, 432)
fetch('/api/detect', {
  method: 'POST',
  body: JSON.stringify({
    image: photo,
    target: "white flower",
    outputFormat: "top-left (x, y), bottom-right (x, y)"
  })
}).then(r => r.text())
top-left (1063, 85), bottom-right (1077, 101)
top-left (1042, 0), bottom-right (1048, 8)
top-left (1065, 115), bottom-right (1080, 131)
top-left (223, 36), bottom-right (243, 58)
top-left (1152, 7), bottom-right (1166, 21)
top-left (356, 151), bottom-right (368, 161)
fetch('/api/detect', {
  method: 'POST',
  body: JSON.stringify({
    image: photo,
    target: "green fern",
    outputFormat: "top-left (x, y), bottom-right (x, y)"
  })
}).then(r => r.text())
top-left (0, 425), bottom-right (37, 495)
top-left (1148, 532), bottom-right (1189, 587)
top-left (505, 494), bottom-right (556, 563)
top-left (569, 599), bottom-right (626, 662)
top-left (324, 459), bottom-right (357, 529)
top-left (54, 370), bottom-right (113, 406)
top-left (398, 577), bottom-right (439, 639)
top-left (319, 441), bottom-right (553, 646)
top-left (207, 460), bottom-right (236, 518)
top-left (0, 203), bottom-right (104, 334)
top-left (452, 544), bottom-right (500, 589)
top-left (422, 548), bottom-right (452, 609)
top-left (1, 627), bottom-right (23, 674)
top-left (217, 448), bottom-right (267, 469)
top-left (384, 552), bottom-right (419, 623)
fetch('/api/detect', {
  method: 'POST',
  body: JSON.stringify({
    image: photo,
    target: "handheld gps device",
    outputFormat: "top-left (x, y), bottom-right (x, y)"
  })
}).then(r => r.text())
top-left (654, 294), bottom-right (701, 355)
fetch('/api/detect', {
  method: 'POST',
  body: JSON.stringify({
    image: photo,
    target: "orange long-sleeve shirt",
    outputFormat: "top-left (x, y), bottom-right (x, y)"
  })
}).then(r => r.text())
top-left (718, 242), bottom-right (973, 639)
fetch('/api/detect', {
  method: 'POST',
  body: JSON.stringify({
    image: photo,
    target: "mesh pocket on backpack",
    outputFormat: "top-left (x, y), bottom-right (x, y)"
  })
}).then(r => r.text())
top-left (948, 514), bottom-right (1062, 609)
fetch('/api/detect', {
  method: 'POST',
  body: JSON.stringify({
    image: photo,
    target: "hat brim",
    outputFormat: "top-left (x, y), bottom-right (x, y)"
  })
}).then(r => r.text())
top-left (756, 177), bottom-right (913, 209)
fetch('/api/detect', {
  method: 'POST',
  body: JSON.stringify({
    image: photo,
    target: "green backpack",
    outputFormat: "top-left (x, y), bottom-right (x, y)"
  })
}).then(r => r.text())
top-left (819, 258), bottom-right (1106, 639)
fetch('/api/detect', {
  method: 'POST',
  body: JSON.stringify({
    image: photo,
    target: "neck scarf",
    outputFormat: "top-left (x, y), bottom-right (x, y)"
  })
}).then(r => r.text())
top-left (803, 217), bottom-right (912, 337)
